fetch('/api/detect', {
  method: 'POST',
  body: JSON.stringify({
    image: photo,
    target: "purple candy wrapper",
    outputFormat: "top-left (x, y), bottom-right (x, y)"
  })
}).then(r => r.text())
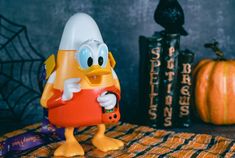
top-left (7, 133), bottom-right (44, 151)
top-left (0, 141), bottom-right (7, 156)
top-left (0, 118), bottom-right (65, 157)
top-left (40, 118), bottom-right (65, 139)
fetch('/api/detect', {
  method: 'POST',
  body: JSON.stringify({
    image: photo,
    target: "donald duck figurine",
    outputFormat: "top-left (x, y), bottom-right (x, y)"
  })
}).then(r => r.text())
top-left (40, 13), bottom-right (123, 157)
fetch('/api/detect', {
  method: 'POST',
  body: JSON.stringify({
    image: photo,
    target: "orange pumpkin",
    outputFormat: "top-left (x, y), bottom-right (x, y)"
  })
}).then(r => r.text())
top-left (193, 41), bottom-right (235, 125)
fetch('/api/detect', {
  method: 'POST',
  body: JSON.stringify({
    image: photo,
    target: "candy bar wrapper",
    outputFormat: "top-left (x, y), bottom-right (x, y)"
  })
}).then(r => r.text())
top-left (175, 49), bottom-right (194, 127)
top-left (159, 33), bottom-right (180, 128)
top-left (139, 32), bottom-right (163, 127)
top-left (0, 118), bottom-right (65, 157)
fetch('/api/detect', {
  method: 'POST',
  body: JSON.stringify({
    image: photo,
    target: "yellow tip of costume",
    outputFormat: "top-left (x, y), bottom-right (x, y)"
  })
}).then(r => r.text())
top-left (44, 54), bottom-right (56, 79)
top-left (108, 52), bottom-right (116, 68)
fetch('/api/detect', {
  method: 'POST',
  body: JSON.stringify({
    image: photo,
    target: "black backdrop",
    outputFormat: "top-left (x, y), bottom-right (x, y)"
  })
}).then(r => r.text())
top-left (0, 0), bottom-right (235, 124)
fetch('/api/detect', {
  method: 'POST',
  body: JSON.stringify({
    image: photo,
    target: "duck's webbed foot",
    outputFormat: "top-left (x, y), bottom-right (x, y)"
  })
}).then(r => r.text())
top-left (92, 124), bottom-right (124, 152)
top-left (54, 127), bottom-right (84, 157)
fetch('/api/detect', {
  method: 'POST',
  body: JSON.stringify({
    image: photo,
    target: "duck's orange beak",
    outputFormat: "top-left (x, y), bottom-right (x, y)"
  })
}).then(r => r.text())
top-left (84, 65), bottom-right (110, 84)
top-left (86, 65), bottom-right (110, 76)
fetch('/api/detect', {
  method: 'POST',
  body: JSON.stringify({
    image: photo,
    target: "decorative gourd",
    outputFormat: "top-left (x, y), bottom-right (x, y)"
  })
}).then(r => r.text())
top-left (193, 41), bottom-right (235, 125)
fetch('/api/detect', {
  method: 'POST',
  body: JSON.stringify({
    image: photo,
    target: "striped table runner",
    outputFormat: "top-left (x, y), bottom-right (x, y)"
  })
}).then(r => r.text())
top-left (1, 122), bottom-right (235, 157)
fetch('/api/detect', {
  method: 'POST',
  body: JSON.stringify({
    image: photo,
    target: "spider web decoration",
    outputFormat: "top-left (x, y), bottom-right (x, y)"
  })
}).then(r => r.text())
top-left (0, 15), bottom-right (45, 127)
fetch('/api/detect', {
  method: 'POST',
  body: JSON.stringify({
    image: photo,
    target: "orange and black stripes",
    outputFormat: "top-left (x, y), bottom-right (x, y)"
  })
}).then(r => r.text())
top-left (1, 122), bottom-right (235, 157)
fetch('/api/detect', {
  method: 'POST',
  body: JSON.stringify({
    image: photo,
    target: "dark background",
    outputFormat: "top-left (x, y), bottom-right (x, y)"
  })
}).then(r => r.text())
top-left (0, 0), bottom-right (235, 134)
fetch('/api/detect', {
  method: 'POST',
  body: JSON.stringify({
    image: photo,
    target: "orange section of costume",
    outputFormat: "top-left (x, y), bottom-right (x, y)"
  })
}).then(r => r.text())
top-left (47, 85), bottom-right (120, 127)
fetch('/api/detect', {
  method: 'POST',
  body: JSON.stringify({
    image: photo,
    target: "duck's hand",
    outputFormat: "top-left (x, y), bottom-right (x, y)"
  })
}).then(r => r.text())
top-left (62, 78), bottom-right (81, 101)
top-left (97, 91), bottom-right (117, 110)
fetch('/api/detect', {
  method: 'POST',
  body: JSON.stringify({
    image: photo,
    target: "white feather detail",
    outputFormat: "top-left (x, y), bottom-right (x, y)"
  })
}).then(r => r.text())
top-left (47, 71), bottom-right (56, 83)
top-left (111, 68), bottom-right (118, 79)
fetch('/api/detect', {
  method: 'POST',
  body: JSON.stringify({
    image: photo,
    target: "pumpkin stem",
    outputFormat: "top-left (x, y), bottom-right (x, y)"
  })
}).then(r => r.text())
top-left (204, 40), bottom-right (224, 59)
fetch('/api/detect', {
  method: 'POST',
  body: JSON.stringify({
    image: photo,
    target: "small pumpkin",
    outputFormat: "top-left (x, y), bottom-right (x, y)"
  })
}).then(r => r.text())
top-left (193, 41), bottom-right (235, 125)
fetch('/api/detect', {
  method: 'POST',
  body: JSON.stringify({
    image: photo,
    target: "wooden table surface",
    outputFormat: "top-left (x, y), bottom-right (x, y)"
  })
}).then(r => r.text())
top-left (173, 120), bottom-right (235, 140)
top-left (1, 119), bottom-right (235, 139)
top-left (136, 118), bottom-right (235, 140)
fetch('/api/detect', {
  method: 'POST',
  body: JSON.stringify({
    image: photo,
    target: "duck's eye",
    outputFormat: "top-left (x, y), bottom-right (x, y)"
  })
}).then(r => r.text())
top-left (98, 44), bottom-right (108, 68)
top-left (87, 57), bottom-right (93, 67)
top-left (98, 56), bottom-right (103, 66)
top-left (76, 46), bottom-right (93, 69)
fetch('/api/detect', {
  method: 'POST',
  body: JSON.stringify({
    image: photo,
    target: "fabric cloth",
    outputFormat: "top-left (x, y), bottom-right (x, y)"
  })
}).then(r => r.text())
top-left (1, 122), bottom-right (235, 157)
